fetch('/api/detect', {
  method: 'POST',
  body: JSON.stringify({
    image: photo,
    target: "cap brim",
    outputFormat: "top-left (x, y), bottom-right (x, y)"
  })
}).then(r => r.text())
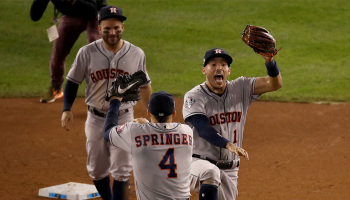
top-left (99, 15), bottom-right (127, 22)
top-left (204, 54), bottom-right (233, 67)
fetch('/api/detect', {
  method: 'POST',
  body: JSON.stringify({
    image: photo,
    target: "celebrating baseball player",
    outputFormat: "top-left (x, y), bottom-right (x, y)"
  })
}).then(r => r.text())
top-left (102, 76), bottom-right (193, 199)
top-left (182, 25), bottom-right (283, 200)
top-left (61, 5), bottom-right (152, 200)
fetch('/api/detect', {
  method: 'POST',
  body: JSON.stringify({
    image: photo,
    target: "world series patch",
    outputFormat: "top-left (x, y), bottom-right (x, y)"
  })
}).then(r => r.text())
top-left (185, 96), bottom-right (196, 109)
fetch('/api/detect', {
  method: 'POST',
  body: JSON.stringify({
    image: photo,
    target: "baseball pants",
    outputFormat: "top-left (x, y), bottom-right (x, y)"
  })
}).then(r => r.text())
top-left (85, 108), bottom-right (134, 181)
top-left (190, 158), bottom-right (239, 200)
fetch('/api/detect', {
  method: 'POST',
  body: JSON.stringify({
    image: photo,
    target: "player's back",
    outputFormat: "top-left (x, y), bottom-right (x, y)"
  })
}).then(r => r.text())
top-left (129, 122), bottom-right (193, 200)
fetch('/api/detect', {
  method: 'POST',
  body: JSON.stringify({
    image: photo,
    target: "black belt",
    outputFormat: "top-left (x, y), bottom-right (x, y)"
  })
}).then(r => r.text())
top-left (192, 154), bottom-right (239, 170)
top-left (88, 106), bottom-right (128, 118)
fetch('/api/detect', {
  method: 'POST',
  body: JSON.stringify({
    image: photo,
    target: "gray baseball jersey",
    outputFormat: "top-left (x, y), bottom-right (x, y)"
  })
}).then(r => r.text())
top-left (109, 122), bottom-right (193, 200)
top-left (183, 77), bottom-right (259, 162)
top-left (67, 39), bottom-right (151, 111)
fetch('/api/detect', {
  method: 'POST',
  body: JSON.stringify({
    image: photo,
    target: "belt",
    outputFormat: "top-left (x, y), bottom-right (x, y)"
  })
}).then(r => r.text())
top-left (88, 106), bottom-right (128, 118)
top-left (192, 154), bottom-right (239, 170)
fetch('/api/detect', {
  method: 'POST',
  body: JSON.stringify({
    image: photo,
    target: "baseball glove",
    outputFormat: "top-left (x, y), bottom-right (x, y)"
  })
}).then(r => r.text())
top-left (241, 24), bottom-right (281, 57)
top-left (106, 70), bottom-right (149, 102)
top-left (122, 88), bottom-right (141, 102)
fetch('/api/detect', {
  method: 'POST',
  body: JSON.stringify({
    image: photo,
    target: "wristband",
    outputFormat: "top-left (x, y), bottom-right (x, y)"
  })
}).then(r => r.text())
top-left (265, 59), bottom-right (280, 77)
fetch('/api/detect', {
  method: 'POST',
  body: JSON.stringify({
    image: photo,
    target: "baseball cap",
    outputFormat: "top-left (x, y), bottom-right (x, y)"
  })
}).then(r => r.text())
top-left (203, 48), bottom-right (233, 67)
top-left (148, 91), bottom-right (175, 117)
top-left (98, 5), bottom-right (127, 22)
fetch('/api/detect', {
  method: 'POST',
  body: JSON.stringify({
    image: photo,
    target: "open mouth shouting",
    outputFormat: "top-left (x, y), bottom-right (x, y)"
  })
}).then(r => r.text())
top-left (214, 74), bottom-right (224, 85)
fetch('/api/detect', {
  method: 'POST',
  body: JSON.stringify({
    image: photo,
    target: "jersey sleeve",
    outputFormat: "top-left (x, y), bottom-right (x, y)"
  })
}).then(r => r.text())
top-left (182, 91), bottom-right (206, 123)
top-left (138, 51), bottom-right (151, 87)
top-left (181, 124), bottom-right (194, 137)
top-left (109, 122), bottom-right (133, 153)
top-left (66, 47), bottom-right (87, 84)
top-left (235, 76), bottom-right (261, 106)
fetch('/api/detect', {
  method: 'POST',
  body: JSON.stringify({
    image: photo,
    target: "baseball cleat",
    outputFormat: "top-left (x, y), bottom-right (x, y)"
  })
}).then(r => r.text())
top-left (40, 86), bottom-right (64, 103)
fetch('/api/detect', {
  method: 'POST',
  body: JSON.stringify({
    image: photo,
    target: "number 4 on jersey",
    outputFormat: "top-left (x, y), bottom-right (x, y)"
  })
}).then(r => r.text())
top-left (158, 148), bottom-right (177, 178)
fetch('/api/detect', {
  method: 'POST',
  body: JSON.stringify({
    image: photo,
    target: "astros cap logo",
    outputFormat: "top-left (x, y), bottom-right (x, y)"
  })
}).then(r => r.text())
top-left (109, 7), bottom-right (117, 13)
top-left (214, 48), bottom-right (222, 54)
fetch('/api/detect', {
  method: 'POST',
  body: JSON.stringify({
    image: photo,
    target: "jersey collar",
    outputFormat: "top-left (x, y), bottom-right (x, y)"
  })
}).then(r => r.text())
top-left (200, 81), bottom-right (228, 102)
top-left (98, 39), bottom-right (131, 58)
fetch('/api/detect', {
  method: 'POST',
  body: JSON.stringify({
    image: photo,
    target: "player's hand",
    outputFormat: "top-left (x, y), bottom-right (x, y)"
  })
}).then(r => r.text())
top-left (226, 142), bottom-right (249, 160)
top-left (61, 111), bottom-right (73, 131)
top-left (263, 56), bottom-right (273, 62)
top-left (133, 118), bottom-right (149, 124)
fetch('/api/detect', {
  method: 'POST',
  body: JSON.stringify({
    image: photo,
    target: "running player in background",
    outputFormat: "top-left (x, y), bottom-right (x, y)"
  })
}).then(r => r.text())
top-left (30, 0), bottom-right (108, 103)
top-left (183, 48), bottom-right (282, 200)
top-left (104, 90), bottom-right (193, 200)
top-left (61, 5), bottom-right (152, 200)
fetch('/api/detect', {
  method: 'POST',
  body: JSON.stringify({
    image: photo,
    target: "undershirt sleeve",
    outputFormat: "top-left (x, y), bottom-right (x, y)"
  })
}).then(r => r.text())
top-left (62, 80), bottom-right (79, 112)
top-left (188, 114), bottom-right (230, 148)
top-left (103, 99), bottom-right (121, 142)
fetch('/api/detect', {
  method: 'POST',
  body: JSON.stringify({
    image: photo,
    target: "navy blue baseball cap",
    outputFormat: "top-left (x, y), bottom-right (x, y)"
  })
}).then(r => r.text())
top-left (203, 48), bottom-right (233, 67)
top-left (98, 5), bottom-right (127, 22)
top-left (148, 91), bottom-right (175, 117)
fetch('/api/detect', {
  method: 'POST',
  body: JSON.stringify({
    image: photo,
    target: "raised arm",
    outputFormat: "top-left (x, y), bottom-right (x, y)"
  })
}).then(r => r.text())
top-left (103, 98), bottom-right (122, 142)
top-left (253, 56), bottom-right (283, 95)
top-left (103, 71), bottom-right (148, 140)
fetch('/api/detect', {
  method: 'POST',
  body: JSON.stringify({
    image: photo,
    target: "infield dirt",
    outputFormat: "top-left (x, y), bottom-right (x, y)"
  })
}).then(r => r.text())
top-left (1, 97), bottom-right (349, 200)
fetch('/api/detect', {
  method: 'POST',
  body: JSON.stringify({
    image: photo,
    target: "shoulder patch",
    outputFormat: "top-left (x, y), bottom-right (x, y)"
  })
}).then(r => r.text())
top-left (116, 124), bottom-right (126, 134)
top-left (185, 96), bottom-right (196, 109)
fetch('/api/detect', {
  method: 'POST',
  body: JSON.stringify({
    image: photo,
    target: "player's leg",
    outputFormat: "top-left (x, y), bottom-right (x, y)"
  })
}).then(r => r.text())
top-left (86, 18), bottom-right (101, 43)
top-left (217, 169), bottom-right (239, 200)
top-left (109, 143), bottom-right (132, 200)
top-left (190, 158), bottom-right (220, 200)
top-left (93, 176), bottom-right (112, 200)
top-left (199, 184), bottom-right (218, 200)
top-left (109, 108), bottom-right (134, 200)
top-left (48, 16), bottom-right (86, 94)
top-left (85, 112), bottom-right (113, 200)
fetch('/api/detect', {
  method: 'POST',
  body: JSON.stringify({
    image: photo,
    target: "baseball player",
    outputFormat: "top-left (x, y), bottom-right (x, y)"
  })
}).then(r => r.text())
top-left (182, 48), bottom-right (282, 200)
top-left (103, 89), bottom-right (193, 200)
top-left (60, 5), bottom-right (152, 200)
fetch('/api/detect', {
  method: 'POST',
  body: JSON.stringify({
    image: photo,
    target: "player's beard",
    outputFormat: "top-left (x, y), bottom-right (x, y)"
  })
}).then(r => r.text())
top-left (103, 32), bottom-right (122, 47)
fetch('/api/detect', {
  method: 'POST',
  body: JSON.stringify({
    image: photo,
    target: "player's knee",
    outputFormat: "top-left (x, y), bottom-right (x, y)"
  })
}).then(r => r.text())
top-left (89, 172), bottom-right (110, 181)
top-left (87, 166), bottom-right (110, 180)
top-left (111, 175), bottom-right (130, 182)
top-left (202, 178), bottom-right (220, 188)
top-left (201, 166), bottom-right (221, 187)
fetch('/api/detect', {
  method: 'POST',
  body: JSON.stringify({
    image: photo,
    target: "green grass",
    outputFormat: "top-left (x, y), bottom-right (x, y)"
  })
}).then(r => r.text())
top-left (0, 0), bottom-right (349, 102)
